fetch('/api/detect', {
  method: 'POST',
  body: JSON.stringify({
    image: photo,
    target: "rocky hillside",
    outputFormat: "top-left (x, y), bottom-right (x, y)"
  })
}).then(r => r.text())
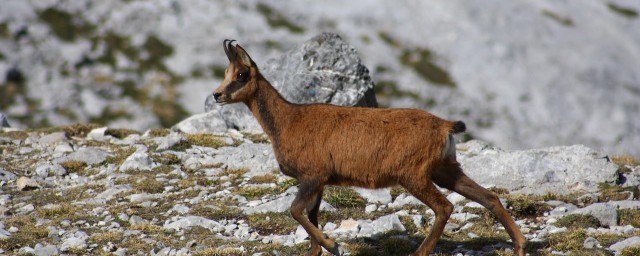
top-left (1, 125), bottom-right (640, 255)
top-left (1, 0), bottom-right (639, 156)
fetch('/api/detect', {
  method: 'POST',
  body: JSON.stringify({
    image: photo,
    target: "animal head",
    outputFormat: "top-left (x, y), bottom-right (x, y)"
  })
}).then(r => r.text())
top-left (213, 40), bottom-right (259, 104)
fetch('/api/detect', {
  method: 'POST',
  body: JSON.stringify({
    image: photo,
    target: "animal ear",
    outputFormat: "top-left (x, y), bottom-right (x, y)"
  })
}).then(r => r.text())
top-left (234, 45), bottom-right (254, 67)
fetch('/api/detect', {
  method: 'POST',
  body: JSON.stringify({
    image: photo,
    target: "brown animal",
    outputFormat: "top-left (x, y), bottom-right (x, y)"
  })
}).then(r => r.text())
top-left (213, 40), bottom-right (525, 256)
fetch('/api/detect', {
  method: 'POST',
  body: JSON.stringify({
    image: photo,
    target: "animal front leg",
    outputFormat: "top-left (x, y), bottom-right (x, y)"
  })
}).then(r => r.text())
top-left (291, 182), bottom-right (340, 255)
top-left (305, 188), bottom-right (324, 256)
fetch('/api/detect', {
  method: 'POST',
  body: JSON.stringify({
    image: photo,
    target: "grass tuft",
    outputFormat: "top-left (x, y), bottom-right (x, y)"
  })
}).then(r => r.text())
top-left (556, 214), bottom-right (602, 229)
top-left (105, 128), bottom-right (140, 139)
top-left (324, 186), bottom-right (367, 208)
top-left (60, 160), bottom-right (88, 174)
top-left (247, 212), bottom-right (298, 235)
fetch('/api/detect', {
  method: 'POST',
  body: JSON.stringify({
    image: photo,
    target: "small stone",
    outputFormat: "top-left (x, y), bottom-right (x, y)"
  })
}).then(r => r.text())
top-left (8, 226), bottom-right (19, 233)
top-left (17, 176), bottom-right (39, 191)
top-left (34, 164), bottom-right (67, 178)
top-left (583, 237), bottom-right (600, 249)
top-left (38, 132), bottom-right (68, 145)
top-left (87, 127), bottom-right (109, 141)
top-left (33, 243), bottom-right (59, 256)
top-left (573, 203), bottom-right (618, 227)
top-left (129, 215), bottom-right (145, 226)
top-left (18, 204), bottom-right (35, 214)
top-left (365, 204), bottom-right (377, 213)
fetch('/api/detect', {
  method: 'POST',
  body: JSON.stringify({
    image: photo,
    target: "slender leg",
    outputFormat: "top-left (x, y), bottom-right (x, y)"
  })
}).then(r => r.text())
top-left (292, 181), bottom-right (340, 255)
top-left (402, 179), bottom-right (453, 256)
top-left (433, 161), bottom-right (526, 256)
top-left (305, 188), bottom-right (324, 256)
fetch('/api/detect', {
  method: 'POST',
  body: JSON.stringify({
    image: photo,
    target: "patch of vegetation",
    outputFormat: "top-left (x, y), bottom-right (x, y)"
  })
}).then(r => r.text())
top-left (140, 35), bottom-right (174, 72)
top-left (390, 186), bottom-right (408, 201)
top-left (256, 3), bottom-right (305, 34)
top-left (236, 186), bottom-right (272, 200)
top-left (193, 247), bottom-right (247, 256)
top-left (378, 31), bottom-right (401, 48)
top-left (90, 231), bottom-right (124, 246)
top-left (598, 183), bottom-right (638, 201)
top-left (621, 246), bottom-right (640, 256)
top-left (151, 152), bottom-right (181, 165)
top-left (104, 146), bottom-right (136, 166)
top-left (249, 174), bottom-right (277, 184)
top-left (619, 209), bottom-right (640, 227)
top-left (191, 204), bottom-right (245, 221)
top-left (247, 212), bottom-right (299, 235)
top-left (546, 228), bottom-right (587, 252)
top-left (133, 177), bottom-right (165, 194)
top-left (60, 160), bottom-right (87, 174)
top-left (130, 223), bottom-right (165, 234)
top-left (324, 186), bottom-right (367, 208)
top-left (374, 80), bottom-right (437, 107)
top-left (63, 123), bottom-right (102, 137)
top-left (148, 128), bottom-right (170, 137)
top-left (184, 133), bottom-right (227, 148)
top-left (243, 132), bottom-right (270, 144)
top-left (0, 216), bottom-right (49, 251)
top-left (36, 203), bottom-right (76, 219)
top-left (0, 130), bottom-right (28, 140)
top-left (399, 48), bottom-right (456, 87)
top-left (612, 155), bottom-right (640, 174)
top-left (504, 194), bottom-right (551, 218)
top-left (542, 9), bottom-right (574, 27)
top-left (105, 128), bottom-right (140, 139)
top-left (607, 3), bottom-right (638, 18)
top-left (556, 214), bottom-right (602, 229)
top-left (0, 22), bottom-right (8, 38)
top-left (38, 8), bottom-right (94, 41)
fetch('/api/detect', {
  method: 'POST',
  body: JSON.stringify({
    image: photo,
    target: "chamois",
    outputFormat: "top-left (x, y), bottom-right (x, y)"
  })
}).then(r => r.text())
top-left (213, 40), bottom-right (525, 256)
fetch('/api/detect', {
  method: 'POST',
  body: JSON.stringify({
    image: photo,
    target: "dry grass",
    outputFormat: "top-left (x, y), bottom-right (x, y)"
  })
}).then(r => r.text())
top-left (60, 160), bottom-right (87, 173)
top-left (556, 214), bottom-right (601, 229)
top-left (242, 132), bottom-right (269, 144)
top-left (133, 177), bottom-right (165, 194)
top-left (185, 133), bottom-right (227, 148)
top-left (105, 128), bottom-right (140, 139)
top-left (63, 123), bottom-right (102, 137)
top-left (0, 216), bottom-right (49, 250)
top-left (247, 212), bottom-right (298, 235)
top-left (619, 209), bottom-right (640, 227)
top-left (147, 128), bottom-right (170, 137)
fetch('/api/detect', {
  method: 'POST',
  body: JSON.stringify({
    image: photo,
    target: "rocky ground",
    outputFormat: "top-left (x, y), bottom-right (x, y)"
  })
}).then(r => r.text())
top-left (1, 0), bottom-right (639, 156)
top-left (1, 124), bottom-right (640, 256)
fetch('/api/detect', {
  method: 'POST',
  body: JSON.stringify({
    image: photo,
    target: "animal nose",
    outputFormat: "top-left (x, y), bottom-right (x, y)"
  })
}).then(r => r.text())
top-left (213, 92), bottom-right (222, 102)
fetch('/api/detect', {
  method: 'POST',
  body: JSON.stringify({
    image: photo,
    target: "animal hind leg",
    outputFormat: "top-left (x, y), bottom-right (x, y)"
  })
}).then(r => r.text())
top-left (401, 178), bottom-right (453, 256)
top-left (433, 162), bottom-right (526, 256)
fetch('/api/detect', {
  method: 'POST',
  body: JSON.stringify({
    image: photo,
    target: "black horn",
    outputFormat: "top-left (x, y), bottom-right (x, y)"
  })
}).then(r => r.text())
top-left (223, 39), bottom-right (237, 61)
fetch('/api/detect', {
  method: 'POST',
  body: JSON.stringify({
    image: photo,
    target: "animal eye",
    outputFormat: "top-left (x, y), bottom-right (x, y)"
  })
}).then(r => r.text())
top-left (236, 72), bottom-right (249, 82)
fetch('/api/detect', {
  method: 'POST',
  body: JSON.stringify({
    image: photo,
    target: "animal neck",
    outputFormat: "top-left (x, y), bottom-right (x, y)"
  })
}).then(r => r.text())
top-left (245, 78), bottom-right (292, 144)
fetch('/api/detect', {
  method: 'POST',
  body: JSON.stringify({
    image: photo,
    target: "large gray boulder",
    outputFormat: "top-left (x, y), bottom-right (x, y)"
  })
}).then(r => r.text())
top-left (203, 33), bottom-right (378, 132)
top-left (457, 140), bottom-right (620, 194)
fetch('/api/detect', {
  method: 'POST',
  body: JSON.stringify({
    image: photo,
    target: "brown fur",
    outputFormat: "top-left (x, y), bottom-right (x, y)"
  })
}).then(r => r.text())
top-left (213, 40), bottom-right (525, 256)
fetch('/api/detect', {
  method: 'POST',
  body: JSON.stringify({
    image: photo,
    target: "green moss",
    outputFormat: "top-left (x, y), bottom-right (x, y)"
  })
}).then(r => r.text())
top-left (256, 3), bottom-right (305, 34)
top-left (399, 48), bottom-right (456, 87)
top-left (608, 3), bottom-right (638, 18)
top-left (542, 9), bottom-right (574, 27)
top-left (378, 31), bottom-right (400, 48)
top-left (38, 8), bottom-right (94, 41)
top-left (556, 214), bottom-right (602, 229)
top-left (324, 186), bottom-right (367, 208)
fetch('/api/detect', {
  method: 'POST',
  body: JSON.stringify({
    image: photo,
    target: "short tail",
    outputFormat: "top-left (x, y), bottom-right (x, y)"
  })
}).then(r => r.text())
top-left (452, 121), bottom-right (466, 134)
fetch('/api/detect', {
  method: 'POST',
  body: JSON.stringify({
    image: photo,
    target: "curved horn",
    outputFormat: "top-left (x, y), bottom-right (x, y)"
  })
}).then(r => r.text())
top-left (223, 39), bottom-right (237, 61)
